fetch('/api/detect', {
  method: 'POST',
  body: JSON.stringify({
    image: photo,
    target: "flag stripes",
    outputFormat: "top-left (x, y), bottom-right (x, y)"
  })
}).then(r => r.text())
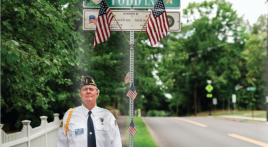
top-left (146, 0), bottom-right (169, 46)
top-left (94, 0), bottom-right (114, 48)
top-left (126, 119), bottom-right (137, 136)
top-left (126, 84), bottom-right (137, 100)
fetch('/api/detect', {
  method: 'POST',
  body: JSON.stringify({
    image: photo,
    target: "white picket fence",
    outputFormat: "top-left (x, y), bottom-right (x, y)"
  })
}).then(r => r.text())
top-left (1, 113), bottom-right (61, 147)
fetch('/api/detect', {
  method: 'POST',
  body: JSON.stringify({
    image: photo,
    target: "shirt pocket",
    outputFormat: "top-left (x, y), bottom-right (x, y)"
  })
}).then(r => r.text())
top-left (68, 126), bottom-right (87, 144)
top-left (95, 124), bottom-right (109, 141)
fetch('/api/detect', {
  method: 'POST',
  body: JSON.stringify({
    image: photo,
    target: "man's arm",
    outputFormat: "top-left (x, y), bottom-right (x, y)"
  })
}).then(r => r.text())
top-left (109, 115), bottom-right (122, 147)
top-left (56, 126), bottom-right (68, 147)
top-left (56, 111), bottom-right (70, 147)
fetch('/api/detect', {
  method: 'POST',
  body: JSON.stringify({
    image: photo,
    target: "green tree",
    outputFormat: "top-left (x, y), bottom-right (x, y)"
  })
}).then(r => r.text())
top-left (241, 14), bottom-right (267, 110)
top-left (1, 0), bottom-right (85, 128)
top-left (158, 0), bottom-right (248, 115)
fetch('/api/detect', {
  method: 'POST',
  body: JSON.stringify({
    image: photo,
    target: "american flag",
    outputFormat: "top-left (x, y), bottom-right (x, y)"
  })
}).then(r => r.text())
top-left (146, 0), bottom-right (170, 46)
top-left (126, 84), bottom-right (137, 100)
top-left (124, 70), bottom-right (130, 84)
top-left (126, 119), bottom-right (137, 136)
top-left (94, 0), bottom-right (114, 49)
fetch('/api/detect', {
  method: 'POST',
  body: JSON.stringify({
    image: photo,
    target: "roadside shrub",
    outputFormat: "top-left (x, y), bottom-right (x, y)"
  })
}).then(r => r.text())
top-left (146, 110), bottom-right (170, 117)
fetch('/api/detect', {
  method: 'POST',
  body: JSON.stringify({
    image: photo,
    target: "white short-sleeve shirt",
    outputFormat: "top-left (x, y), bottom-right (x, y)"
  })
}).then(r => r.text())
top-left (56, 104), bottom-right (122, 147)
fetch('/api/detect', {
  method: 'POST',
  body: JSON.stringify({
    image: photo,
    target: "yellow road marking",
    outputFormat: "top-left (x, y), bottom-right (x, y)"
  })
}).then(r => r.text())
top-left (228, 134), bottom-right (268, 147)
top-left (174, 117), bottom-right (208, 127)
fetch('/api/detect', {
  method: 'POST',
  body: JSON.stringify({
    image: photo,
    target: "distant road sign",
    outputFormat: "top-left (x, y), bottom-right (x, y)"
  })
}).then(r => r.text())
top-left (213, 98), bottom-right (217, 105)
top-left (232, 94), bottom-right (236, 103)
top-left (205, 84), bottom-right (213, 93)
top-left (207, 93), bottom-right (213, 98)
top-left (83, 10), bottom-right (181, 32)
top-left (246, 87), bottom-right (256, 91)
top-left (84, 0), bottom-right (181, 9)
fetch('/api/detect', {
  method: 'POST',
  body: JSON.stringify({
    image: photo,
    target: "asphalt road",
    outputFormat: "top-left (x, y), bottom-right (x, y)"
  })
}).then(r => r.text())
top-left (142, 117), bottom-right (268, 147)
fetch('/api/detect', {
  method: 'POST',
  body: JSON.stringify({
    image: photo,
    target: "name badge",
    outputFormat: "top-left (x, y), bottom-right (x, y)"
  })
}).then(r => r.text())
top-left (75, 128), bottom-right (84, 135)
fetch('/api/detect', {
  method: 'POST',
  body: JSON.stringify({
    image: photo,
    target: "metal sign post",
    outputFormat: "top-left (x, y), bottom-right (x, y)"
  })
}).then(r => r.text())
top-left (247, 87), bottom-right (256, 120)
top-left (129, 30), bottom-right (134, 147)
top-left (232, 94), bottom-right (236, 115)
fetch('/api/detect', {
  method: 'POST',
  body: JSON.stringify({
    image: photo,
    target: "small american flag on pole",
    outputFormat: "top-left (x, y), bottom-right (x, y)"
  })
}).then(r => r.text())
top-left (126, 84), bottom-right (137, 100)
top-left (127, 119), bottom-right (137, 136)
top-left (94, 0), bottom-right (114, 49)
top-left (124, 70), bottom-right (130, 84)
top-left (146, 0), bottom-right (170, 46)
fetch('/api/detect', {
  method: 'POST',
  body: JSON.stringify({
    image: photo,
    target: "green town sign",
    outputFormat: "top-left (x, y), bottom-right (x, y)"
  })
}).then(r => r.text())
top-left (84, 0), bottom-right (180, 9)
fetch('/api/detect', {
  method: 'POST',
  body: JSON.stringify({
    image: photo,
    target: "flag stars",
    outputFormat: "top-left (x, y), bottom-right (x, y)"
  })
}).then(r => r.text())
top-left (152, 0), bottom-right (165, 18)
top-left (146, 0), bottom-right (170, 46)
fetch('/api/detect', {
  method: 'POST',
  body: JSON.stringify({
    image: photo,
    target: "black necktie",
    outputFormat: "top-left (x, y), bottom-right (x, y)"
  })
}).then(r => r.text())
top-left (88, 111), bottom-right (96, 147)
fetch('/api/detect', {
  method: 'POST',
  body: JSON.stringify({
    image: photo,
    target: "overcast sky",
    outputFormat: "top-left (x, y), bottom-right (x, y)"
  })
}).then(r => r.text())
top-left (181, 0), bottom-right (267, 25)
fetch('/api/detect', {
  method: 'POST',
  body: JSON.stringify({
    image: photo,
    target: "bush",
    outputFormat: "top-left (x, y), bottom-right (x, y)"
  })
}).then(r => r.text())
top-left (146, 110), bottom-right (170, 117)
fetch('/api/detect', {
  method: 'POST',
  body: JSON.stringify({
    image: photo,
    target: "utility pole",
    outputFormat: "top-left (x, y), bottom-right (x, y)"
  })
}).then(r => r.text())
top-left (266, 1), bottom-right (268, 122)
top-left (192, 57), bottom-right (197, 116)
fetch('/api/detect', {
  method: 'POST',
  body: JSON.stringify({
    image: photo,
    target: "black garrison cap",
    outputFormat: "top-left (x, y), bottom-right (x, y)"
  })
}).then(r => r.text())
top-left (80, 76), bottom-right (97, 88)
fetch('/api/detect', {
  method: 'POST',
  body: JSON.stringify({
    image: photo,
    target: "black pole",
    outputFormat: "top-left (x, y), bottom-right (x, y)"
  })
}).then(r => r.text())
top-left (266, 1), bottom-right (268, 122)
top-left (209, 100), bottom-right (212, 116)
top-left (252, 91), bottom-right (254, 120)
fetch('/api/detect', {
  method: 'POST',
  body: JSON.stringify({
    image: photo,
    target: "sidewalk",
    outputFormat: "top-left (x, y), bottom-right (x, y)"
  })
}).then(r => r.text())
top-left (219, 115), bottom-right (267, 121)
top-left (117, 116), bottom-right (127, 147)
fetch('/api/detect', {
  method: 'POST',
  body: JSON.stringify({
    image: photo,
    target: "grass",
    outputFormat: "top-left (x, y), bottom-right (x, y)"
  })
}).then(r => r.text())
top-left (126, 116), bottom-right (158, 147)
top-left (195, 110), bottom-right (266, 118)
top-left (194, 110), bottom-right (267, 122)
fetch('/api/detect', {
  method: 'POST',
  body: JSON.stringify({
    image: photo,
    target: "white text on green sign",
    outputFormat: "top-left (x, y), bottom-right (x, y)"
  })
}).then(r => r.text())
top-left (84, 0), bottom-right (180, 8)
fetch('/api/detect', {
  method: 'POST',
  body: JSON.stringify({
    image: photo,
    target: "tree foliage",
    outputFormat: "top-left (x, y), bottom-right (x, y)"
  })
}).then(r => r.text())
top-left (1, 0), bottom-right (85, 128)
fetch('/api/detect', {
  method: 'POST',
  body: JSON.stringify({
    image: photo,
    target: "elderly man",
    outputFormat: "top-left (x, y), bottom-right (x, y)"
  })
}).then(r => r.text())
top-left (57, 76), bottom-right (122, 147)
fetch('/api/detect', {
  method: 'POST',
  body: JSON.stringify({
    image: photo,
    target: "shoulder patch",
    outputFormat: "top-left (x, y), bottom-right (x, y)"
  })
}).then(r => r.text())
top-left (115, 120), bottom-right (118, 126)
top-left (59, 120), bottom-right (63, 128)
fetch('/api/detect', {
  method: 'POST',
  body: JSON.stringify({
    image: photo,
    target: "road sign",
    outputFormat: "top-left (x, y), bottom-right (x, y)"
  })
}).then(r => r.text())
top-left (213, 98), bottom-right (217, 105)
top-left (84, 0), bottom-right (180, 9)
top-left (232, 94), bottom-right (236, 103)
top-left (83, 10), bottom-right (181, 32)
top-left (207, 93), bottom-right (213, 98)
top-left (246, 87), bottom-right (256, 91)
top-left (205, 84), bottom-right (213, 93)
